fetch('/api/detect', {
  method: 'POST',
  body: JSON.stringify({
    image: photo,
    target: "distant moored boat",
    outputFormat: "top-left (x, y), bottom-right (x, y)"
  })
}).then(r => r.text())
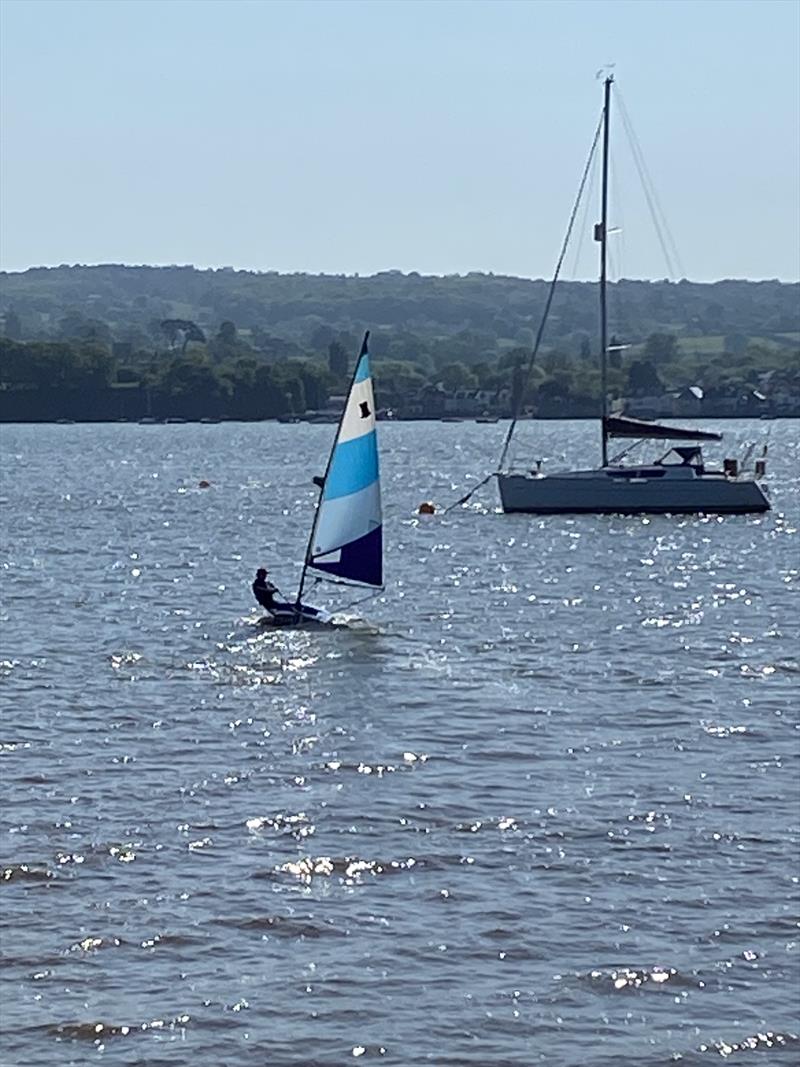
top-left (496, 76), bottom-right (770, 517)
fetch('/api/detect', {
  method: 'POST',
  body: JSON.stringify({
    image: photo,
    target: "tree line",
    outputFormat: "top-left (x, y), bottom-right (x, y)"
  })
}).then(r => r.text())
top-left (0, 265), bottom-right (798, 420)
top-left (1, 327), bottom-right (797, 422)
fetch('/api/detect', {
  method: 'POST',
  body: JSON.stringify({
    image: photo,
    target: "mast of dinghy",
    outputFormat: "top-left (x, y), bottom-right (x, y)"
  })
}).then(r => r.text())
top-left (597, 74), bottom-right (612, 468)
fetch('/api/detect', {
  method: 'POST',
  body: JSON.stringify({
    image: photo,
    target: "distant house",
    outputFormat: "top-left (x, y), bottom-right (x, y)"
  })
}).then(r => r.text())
top-left (620, 385), bottom-right (705, 419)
top-left (302, 392), bottom-right (344, 421)
top-left (415, 384), bottom-right (447, 418)
top-left (441, 387), bottom-right (505, 417)
top-left (737, 389), bottom-right (769, 415)
top-left (671, 385), bottom-right (704, 416)
top-left (620, 393), bottom-right (666, 419)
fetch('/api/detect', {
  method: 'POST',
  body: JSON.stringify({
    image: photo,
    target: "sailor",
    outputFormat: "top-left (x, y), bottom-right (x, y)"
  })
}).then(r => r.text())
top-left (252, 568), bottom-right (280, 612)
top-left (252, 568), bottom-right (321, 620)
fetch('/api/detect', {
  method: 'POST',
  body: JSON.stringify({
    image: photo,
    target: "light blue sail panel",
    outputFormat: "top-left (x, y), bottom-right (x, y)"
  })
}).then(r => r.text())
top-left (314, 480), bottom-right (381, 552)
top-left (324, 431), bottom-right (379, 500)
top-left (308, 350), bottom-right (382, 588)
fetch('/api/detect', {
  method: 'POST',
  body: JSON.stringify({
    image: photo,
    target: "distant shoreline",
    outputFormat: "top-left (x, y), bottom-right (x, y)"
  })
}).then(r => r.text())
top-left (1, 414), bottom-right (795, 426)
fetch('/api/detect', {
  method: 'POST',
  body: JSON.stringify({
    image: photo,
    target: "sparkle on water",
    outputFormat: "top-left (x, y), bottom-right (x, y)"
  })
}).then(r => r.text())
top-left (1, 419), bottom-right (798, 1064)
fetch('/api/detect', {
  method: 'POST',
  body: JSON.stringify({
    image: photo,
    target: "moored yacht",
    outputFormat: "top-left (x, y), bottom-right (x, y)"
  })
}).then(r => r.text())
top-left (499, 435), bottom-right (770, 515)
top-left (497, 76), bottom-right (769, 517)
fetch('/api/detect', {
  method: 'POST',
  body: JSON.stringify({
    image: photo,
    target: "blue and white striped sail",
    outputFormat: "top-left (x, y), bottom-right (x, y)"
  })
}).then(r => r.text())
top-left (307, 338), bottom-right (382, 587)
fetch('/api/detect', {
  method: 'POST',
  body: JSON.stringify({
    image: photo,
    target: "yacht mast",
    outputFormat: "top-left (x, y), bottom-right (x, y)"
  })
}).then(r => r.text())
top-left (597, 74), bottom-right (613, 467)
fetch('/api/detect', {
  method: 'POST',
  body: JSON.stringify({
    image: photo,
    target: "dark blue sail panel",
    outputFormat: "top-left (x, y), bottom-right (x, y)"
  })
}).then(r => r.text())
top-left (309, 526), bottom-right (382, 587)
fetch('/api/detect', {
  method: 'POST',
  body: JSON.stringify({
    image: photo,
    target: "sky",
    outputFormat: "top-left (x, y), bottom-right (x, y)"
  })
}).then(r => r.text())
top-left (1, 0), bottom-right (798, 282)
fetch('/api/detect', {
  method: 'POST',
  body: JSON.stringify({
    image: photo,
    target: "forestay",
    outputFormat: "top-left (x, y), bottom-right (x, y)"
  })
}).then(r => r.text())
top-left (306, 337), bottom-right (383, 588)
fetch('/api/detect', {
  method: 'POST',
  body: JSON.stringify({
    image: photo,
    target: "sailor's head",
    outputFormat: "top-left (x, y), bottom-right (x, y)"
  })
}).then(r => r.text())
top-left (256, 567), bottom-right (268, 579)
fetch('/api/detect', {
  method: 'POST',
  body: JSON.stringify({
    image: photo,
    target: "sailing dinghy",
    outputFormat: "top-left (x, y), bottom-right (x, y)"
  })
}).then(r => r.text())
top-left (265, 332), bottom-right (383, 625)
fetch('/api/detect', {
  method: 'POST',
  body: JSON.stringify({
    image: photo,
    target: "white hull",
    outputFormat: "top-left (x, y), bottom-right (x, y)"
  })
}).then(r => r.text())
top-left (498, 466), bottom-right (770, 515)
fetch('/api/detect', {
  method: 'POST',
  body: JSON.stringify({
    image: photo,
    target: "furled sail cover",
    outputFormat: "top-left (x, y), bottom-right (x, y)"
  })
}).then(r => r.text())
top-left (308, 344), bottom-right (382, 587)
top-left (605, 415), bottom-right (722, 442)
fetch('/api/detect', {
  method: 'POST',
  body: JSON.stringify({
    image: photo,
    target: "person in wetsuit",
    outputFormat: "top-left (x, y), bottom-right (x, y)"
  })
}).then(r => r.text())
top-left (252, 568), bottom-right (280, 612)
top-left (252, 568), bottom-right (320, 619)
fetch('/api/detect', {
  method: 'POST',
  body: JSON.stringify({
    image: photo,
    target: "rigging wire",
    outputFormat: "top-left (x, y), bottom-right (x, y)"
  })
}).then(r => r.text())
top-left (340, 587), bottom-right (384, 614)
top-left (309, 573), bottom-right (384, 593)
top-left (441, 111), bottom-right (604, 515)
top-left (308, 575), bottom-right (384, 615)
top-left (607, 148), bottom-right (621, 329)
top-left (497, 108), bottom-right (605, 473)
top-left (606, 146), bottom-right (636, 361)
top-left (606, 164), bottom-right (631, 365)
top-left (615, 89), bottom-right (685, 280)
top-left (568, 137), bottom-right (600, 280)
top-left (442, 471), bottom-right (496, 514)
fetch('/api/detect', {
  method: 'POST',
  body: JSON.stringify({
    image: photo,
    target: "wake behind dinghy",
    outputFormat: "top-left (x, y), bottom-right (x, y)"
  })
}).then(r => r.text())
top-left (260, 332), bottom-right (384, 627)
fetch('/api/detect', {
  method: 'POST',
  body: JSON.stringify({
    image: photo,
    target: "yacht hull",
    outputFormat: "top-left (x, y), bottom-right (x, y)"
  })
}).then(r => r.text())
top-left (498, 471), bottom-right (770, 515)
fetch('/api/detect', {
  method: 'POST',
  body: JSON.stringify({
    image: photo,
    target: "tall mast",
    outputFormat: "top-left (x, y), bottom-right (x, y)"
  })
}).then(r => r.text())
top-left (597, 74), bottom-right (612, 467)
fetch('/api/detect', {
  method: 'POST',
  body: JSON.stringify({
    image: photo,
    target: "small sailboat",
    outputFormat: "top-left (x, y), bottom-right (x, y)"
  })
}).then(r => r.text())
top-left (265, 332), bottom-right (383, 625)
top-left (496, 76), bottom-right (770, 516)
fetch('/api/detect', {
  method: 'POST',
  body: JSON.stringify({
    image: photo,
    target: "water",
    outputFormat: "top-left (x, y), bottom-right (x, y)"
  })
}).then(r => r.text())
top-left (1, 419), bottom-right (798, 1066)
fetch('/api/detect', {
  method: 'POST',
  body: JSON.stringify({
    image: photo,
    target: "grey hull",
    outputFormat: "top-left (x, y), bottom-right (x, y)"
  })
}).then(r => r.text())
top-left (498, 472), bottom-right (770, 515)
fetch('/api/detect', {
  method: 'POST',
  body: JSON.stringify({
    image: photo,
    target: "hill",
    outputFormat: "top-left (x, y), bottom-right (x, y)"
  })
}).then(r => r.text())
top-left (1, 265), bottom-right (798, 420)
top-left (1, 264), bottom-right (798, 352)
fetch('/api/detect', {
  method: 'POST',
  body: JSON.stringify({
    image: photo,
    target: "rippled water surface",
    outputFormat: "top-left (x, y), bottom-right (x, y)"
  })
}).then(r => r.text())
top-left (2, 419), bottom-right (798, 1066)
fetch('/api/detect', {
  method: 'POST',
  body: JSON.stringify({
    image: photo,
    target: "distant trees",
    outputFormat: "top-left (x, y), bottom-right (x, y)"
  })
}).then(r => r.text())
top-left (1, 307), bottom-right (21, 339)
top-left (57, 312), bottom-right (112, 346)
top-left (626, 359), bottom-right (663, 395)
top-left (0, 266), bottom-right (797, 419)
top-left (724, 333), bottom-right (748, 355)
top-left (157, 352), bottom-right (229, 416)
top-left (436, 362), bottom-right (476, 391)
top-left (0, 338), bottom-right (113, 390)
top-left (327, 340), bottom-right (348, 379)
top-left (372, 360), bottom-right (426, 402)
top-left (607, 334), bottom-right (622, 368)
top-left (643, 332), bottom-right (679, 363)
top-left (1, 265), bottom-right (796, 356)
top-left (311, 324), bottom-right (335, 351)
top-left (510, 360), bottom-right (526, 414)
top-left (160, 319), bottom-right (206, 354)
top-left (1, 327), bottom-right (798, 420)
top-left (218, 320), bottom-right (237, 345)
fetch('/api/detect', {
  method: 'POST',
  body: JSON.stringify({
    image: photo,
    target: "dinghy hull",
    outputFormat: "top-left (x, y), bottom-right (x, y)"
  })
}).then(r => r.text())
top-left (260, 604), bottom-right (329, 626)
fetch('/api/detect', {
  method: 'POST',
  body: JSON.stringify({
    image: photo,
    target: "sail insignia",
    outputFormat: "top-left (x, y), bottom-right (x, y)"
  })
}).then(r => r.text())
top-left (307, 344), bottom-right (382, 588)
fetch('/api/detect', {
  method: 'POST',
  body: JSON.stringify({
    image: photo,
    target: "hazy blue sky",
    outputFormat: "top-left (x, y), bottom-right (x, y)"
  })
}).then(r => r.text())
top-left (1, 0), bottom-right (798, 281)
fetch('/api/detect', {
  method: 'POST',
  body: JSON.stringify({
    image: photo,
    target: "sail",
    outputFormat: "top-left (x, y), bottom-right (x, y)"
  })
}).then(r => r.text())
top-left (306, 338), bottom-right (382, 588)
top-left (604, 415), bottom-right (722, 442)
